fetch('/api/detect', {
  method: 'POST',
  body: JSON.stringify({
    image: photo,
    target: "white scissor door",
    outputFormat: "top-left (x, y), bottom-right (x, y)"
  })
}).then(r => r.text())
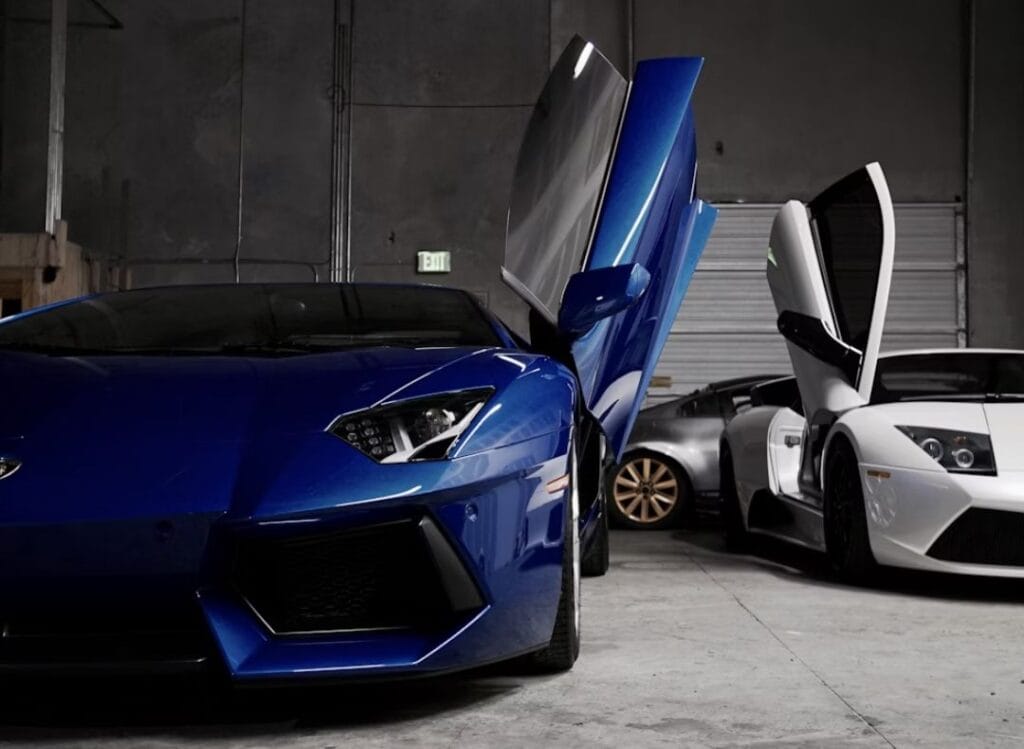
top-left (766, 163), bottom-right (895, 422)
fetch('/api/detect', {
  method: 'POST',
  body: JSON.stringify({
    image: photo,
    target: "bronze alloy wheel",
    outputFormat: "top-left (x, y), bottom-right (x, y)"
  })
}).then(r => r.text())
top-left (611, 453), bottom-right (684, 529)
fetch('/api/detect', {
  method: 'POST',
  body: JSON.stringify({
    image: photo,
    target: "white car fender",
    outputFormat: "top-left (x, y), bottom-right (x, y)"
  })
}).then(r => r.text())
top-left (723, 405), bottom-right (781, 507)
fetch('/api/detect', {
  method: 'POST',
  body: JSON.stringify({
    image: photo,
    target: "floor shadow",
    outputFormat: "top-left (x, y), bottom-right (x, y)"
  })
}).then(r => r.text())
top-left (0, 664), bottom-right (530, 740)
top-left (673, 521), bottom-right (1024, 604)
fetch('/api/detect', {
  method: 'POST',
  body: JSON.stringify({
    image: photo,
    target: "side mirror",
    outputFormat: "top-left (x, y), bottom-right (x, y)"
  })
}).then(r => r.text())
top-left (558, 263), bottom-right (651, 338)
top-left (777, 310), bottom-right (861, 381)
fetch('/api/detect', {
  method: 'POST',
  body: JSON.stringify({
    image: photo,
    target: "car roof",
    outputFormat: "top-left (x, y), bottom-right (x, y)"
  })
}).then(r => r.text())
top-left (880, 348), bottom-right (1024, 358)
top-left (668, 373), bottom-right (785, 402)
top-left (124, 281), bottom-right (462, 294)
top-left (707, 374), bottom-right (787, 392)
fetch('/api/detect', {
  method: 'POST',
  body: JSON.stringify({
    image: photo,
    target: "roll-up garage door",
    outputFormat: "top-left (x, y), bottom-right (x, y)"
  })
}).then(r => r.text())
top-left (649, 203), bottom-right (965, 403)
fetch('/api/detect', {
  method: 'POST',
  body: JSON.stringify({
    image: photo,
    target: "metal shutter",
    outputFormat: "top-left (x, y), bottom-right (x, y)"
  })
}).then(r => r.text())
top-left (650, 203), bottom-right (964, 403)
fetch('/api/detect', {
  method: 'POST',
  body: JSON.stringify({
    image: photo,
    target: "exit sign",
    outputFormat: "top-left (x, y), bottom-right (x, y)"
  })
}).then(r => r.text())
top-left (417, 250), bottom-right (451, 274)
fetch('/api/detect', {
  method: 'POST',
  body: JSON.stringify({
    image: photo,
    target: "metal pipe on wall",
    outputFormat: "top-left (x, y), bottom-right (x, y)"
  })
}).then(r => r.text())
top-left (329, 0), bottom-right (347, 282)
top-left (233, 0), bottom-right (248, 283)
top-left (341, 0), bottom-right (355, 281)
top-left (44, 0), bottom-right (67, 236)
top-left (962, 0), bottom-right (975, 346)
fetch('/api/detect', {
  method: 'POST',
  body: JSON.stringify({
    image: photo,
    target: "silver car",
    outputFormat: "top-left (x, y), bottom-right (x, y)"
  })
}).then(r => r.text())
top-left (609, 375), bottom-right (783, 529)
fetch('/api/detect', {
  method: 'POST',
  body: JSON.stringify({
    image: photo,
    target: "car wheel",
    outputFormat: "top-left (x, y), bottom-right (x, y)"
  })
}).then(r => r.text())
top-left (531, 442), bottom-right (581, 672)
top-left (823, 438), bottom-right (876, 582)
top-left (581, 489), bottom-right (610, 577)
top-left (609, 451), bottom-right (687, 530)
top-left (719, 442), bottom-right (748, 550)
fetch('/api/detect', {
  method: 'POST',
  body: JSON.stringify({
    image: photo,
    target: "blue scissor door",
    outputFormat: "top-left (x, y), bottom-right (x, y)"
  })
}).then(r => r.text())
top-left (503, 37), bottom-right (716, 459)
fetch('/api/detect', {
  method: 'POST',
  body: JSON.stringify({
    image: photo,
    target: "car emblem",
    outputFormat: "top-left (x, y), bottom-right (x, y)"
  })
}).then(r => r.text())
top-left (0, 458), bottom-right (21, 480)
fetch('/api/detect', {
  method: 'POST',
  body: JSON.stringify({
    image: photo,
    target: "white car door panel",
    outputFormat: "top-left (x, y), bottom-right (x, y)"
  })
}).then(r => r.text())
top-left (766, 407), bottom-right (805, 498)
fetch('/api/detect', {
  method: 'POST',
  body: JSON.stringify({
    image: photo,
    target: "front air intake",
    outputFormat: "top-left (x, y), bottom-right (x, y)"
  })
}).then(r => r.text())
top-left (927, 508), bottom-right (1024, 567)
top-left (232, 517), bottom-right (483, 635)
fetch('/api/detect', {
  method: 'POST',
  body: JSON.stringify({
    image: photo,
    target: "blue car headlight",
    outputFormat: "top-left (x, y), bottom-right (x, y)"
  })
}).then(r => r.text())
top-left (896, 425), bottom-right (997, 476)
top-left (329, 388), bottom-right (493, 463)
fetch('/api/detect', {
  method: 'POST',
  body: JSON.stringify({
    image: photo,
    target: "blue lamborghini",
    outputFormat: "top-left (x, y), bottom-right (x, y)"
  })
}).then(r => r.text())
top-left (0, 38), bottom-right (715, 680)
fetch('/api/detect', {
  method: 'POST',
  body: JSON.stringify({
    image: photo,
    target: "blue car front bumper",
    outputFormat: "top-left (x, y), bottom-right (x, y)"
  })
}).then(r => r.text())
top-left (0, 431), bottom-right (572, 681)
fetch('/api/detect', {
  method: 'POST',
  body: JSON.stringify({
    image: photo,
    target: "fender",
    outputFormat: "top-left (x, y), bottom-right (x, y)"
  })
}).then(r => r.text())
top-left (723, 405), bottom-right (781, 507)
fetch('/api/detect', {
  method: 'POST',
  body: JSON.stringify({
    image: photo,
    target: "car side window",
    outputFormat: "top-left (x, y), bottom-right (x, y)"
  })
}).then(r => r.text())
top-left (750, 377), bottom-right (803, 417)
top-left (678, 394), bottom-right (720, 418)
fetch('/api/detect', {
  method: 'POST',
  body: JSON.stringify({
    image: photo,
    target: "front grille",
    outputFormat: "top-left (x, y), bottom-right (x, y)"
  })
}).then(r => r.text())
top-left (233, 518), bottom-right (480, 635)
top-left (927, 508), bottom-right (1024, 566)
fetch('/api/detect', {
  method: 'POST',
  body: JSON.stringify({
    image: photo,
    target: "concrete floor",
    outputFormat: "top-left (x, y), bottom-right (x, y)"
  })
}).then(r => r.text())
top-left (3, 528), bottom-right (1024, 747)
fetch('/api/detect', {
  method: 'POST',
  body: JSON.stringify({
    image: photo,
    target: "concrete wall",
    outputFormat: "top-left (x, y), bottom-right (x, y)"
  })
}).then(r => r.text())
top-left (0, 0), bottom-right (1021, 344)
top-left (636, 0), bottom-right (966, 203)
top-left (1, 0), bottom-right (564, 331)
top-left (2, 0), bottom-right (336, 287)
top-left (966, 0), bottom-right (1024, 347)
top-left (344, 0), bottom-right (630, 330)
top-left (1, 0), bottom-right (124, 251)
top-left (347, 0), bottom-right (549, 329)
top-left (550, 0), bottom-right (629, 73)
top-left (119, 0), bottom-right (337, 287)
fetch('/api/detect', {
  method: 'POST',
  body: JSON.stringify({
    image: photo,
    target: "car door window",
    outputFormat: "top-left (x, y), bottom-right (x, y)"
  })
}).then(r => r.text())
top-left (808, 168), bottom-right (886, 353)
top-left (503, 37), bottom-right (628, 322)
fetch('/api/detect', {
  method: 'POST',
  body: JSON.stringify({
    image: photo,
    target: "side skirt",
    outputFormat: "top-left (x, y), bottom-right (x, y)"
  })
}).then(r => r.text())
top-left (746, 489), bottom-right (825, 552)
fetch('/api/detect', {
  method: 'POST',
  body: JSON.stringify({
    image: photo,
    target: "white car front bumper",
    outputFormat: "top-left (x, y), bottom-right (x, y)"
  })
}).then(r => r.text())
top-left (861, 462), bottom-right (1024, 577)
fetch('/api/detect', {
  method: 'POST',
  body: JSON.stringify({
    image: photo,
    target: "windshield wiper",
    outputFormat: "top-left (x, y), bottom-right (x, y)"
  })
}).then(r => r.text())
top-left (0, 338), bottom-right (465, 358)
top-left (282, 334), bottom-right (461, 350)
top-left (215, 343), bottom-right (320, 356)
top-left (0, 342), bottom-right (313, 357)
top-left (0, 342), bottom-right (109, 356)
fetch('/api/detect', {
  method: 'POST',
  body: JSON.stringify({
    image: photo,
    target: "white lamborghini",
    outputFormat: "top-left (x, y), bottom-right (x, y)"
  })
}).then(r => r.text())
top-left (721, 162), bottom-right (1024, 579)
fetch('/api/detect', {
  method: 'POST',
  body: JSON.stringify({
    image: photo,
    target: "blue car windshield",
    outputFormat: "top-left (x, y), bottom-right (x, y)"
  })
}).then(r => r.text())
top-left (0, 284), bottom-right (502, 355)
top-left (871, 352), bottom-right (1024, 403)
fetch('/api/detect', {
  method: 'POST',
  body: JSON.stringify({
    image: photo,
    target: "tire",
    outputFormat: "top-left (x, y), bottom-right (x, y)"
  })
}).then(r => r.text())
top-left (581, 491), bottom-right (610, 577)
top-left (531, 442), bottom-right (581, 672)
top-left (608, 451), bottom-right (688, 530)
top-left (823, 438), bottom-right (876, 582)
top-left (719, 442), bottom-right (748, 550)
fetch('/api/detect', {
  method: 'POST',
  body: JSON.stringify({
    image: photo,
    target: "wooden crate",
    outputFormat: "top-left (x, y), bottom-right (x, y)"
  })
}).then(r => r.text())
top-left (0, 221), bottom-right (123, 318)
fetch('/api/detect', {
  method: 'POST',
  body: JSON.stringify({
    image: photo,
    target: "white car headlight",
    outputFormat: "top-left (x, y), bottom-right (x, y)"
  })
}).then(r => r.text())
top-left (329, 388), bottom-right (493, 463)
top-left (896, 426), bottom-right (997, 476)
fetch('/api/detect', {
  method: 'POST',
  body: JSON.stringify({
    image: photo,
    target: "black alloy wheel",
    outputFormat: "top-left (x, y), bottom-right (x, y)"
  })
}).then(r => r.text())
top-left (823, 438), bottom-right (877, 582)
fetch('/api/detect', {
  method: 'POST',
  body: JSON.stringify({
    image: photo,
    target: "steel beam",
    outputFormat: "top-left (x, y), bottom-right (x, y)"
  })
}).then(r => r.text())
top-left (44, 0), bottom-right (67, 236)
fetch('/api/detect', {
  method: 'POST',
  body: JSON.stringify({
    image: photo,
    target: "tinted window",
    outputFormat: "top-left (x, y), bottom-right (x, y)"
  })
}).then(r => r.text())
top-left (750, 376), bottom-right (803, 416)
top-left (0, 285), bottom-right (501, 355)
top-left (872, 353), bottom-right (1024, 403)
top-left (503, 37), bottom-right (628, 320)
top-left (809, 168), bottom-right (883, 351)
top-left (678, 393), bottom-right (720, 418)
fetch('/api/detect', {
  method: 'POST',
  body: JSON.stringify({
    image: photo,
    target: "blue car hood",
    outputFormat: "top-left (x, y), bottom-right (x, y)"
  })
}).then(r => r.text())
top-left (0, 346), bottom-right (489, 524)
